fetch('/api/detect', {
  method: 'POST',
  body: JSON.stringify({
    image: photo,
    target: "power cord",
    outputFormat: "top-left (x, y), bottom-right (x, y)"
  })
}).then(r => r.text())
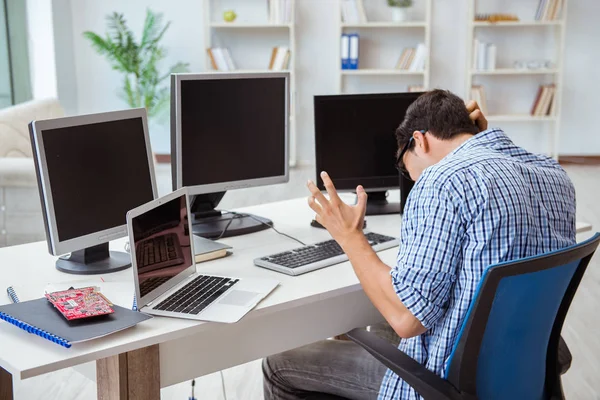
top-left (189, 374), bottom-right (228, 400)
top-left (220, 210), bottom-right (306, 246)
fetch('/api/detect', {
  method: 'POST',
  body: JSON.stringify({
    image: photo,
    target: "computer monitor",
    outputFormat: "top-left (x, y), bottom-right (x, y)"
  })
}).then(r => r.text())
top-left (29, 108), bottom-right (158, 275)
top-left (314, 92), bottom-right (422, 215)
top-left (171, 72), bottom-right (289, 238)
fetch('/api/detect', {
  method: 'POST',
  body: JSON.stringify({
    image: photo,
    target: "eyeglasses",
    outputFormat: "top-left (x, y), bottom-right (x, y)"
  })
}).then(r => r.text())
top-left (395, 130), bottom-right (425, 180)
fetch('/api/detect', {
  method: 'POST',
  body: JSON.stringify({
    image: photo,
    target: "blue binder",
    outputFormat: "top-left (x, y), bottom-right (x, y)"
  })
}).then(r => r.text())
top-left (341, 34), bottom-right (350, 70)
top-left (349, 33), bottom-right (359, 70)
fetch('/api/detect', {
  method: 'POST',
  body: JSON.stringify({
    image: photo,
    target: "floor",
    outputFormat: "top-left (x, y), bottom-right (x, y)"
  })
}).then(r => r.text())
top-left (11, 163), bottom-right (600, 399)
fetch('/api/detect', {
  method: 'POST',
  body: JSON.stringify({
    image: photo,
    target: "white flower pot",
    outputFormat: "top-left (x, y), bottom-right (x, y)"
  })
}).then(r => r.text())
top-left (391, 7), bottom-right (411, 22)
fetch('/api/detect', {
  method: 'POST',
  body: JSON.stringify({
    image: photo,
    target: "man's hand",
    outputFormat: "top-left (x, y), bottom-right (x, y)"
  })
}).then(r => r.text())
top-left (466, 100), bottom-right (488, 132)
top-left (307, 171), bottom-right (367, 249)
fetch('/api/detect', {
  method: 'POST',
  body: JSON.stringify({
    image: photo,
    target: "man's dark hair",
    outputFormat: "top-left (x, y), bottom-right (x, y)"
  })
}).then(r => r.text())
top-left (396, 89), bottom-right (479, 151)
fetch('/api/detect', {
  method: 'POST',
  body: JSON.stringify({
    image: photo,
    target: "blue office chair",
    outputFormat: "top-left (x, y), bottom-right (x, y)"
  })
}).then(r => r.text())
top-left (347, 233), bottom-right (600, 400)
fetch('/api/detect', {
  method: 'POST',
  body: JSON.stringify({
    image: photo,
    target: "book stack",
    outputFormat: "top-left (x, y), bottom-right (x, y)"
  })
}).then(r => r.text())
top-left (531, 84), bottom-right (556, 116)
top-left (341, 34), bottom-right (359, 70)
top-left (268, 0), bottom-right (293, 24)
top-left (535, 0), bottom-right (563, 21)
top-left (395, 44), bottom-right (427, 71)
top-left (470, 86), bottom-right (488, 114)
top-left (341, 0), bottom-right (368, 23)
top-left (475, 13), bottom-right (519, 22)
top-left (472, 39), bottom-right (496, 71)
top-left (407, 85), bottom-right (425, 93)
top-left (207, 48), bottom-right (236, 71)
top-left (268, 47), bottom-right (291, 71)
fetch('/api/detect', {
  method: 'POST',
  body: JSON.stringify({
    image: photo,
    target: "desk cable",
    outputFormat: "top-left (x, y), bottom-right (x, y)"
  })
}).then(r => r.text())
top-left (218, 210), bottom-right (306, 246)
top-left (189, 374), bottom-right (228, 400)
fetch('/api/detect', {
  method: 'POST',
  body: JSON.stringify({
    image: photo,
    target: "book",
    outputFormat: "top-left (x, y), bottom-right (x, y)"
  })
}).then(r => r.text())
top-left (470, 85), bottom-right (488, 115)
top-left (477, 41), bottom-right (487, 70)
top-left (409, 44), bottom-right (427, 72)
top-left (0, 297), bottom-right (151, 348)
top-left (193, 235), bottom-right (231, 263)
top-left (472, 39), bottom-right (479, 70)
top-left (206, 48), bottom-right (218, 70)
top-left (535, 0), bottom-right (548, 20)
top-left (209, 48), bottom-right (230, 71)
top-left (270, 46), bottom-right (290, 71)
top-left (222, 48), bottom-right (237, 71)
top-left (407, 85), bottom-right (425, 93)
top-left (404, 48), bottom-right (416, 70)
top-left (549, 86), bottom-right (558, 116)
top-left (531, 85), bottom-right (544, 115)
top-left (356, 0), bottom-right (368, 23)
top-left (395, 48), bottom-right (411, 69)
top-left (486, 44), bottom-right (496, 70)
top-left (342, 0), bottom-right (361, 23)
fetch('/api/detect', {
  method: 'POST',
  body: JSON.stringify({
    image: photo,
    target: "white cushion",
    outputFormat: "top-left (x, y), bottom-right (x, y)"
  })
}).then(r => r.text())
top-left (0, 98), bottom-right (64, 158)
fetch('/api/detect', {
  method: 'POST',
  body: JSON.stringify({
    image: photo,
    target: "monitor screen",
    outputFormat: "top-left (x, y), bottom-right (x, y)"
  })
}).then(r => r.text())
top-left (41, 117), bottom-right (155, 242)
top-left (179, 76), bottom-right (287, 188)
top-left (131, 193), bottom-right (192, 298)
top-left (314, 92), bottom-right (421, 191)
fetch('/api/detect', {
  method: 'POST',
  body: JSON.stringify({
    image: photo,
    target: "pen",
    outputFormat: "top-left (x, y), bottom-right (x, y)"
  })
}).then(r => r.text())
top-left (6, 286), bottom-right (20, 304)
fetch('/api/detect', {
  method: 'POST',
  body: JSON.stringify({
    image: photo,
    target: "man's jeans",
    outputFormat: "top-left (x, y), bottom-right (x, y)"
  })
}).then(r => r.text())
top-left (263, 324), bottom-right (572, 399)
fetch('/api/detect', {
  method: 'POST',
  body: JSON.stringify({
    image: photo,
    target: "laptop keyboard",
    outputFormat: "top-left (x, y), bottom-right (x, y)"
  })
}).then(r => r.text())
top-left (154, 275), bottom-right (239, 315)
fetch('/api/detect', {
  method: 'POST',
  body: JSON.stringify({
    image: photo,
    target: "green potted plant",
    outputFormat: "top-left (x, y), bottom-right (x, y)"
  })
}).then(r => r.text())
top-left (83, 9), bottom-right (189, 149)
top-left (388, 0), bottom-right (413, 22)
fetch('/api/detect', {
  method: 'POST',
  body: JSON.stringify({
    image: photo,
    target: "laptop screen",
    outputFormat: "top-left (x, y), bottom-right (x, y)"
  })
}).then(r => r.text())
top-left (131, 193), bottom-right (193, 297)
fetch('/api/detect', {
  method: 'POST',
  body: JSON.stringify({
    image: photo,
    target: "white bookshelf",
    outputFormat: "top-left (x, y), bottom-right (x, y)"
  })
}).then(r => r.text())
top-left (341, 69), bottom-right (425, 76)
top-left (204, 0), bottom-right (298, 166)
top-left (338, 0), bottom-right (432, 94)
top-left (465, 0), bottom-right (568, 158)
top-left (487, 114), bottom-right (558, 122)
top-left (472, 20), bottom-right (564, 27)
top-left (470, 68), bottom-right (558, 75)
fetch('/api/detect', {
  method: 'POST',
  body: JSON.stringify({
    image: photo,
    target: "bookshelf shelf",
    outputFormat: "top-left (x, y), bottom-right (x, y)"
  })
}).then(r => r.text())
top-left (341, 69), bottom-right (425, 76)
top-left (466, 0), bottom-right (568, 159)
top-left (341, 22), bottom-right (427, 28)
top-left (473, 20), bottom-right (563, 27)
top-left (205, 0), bottom-right (297, 166)
top-left (210, 22), bottom-right (293, 29)
top-left (470, 68), bottom-right (558, 75)
top-left (338, 0), bottom-right (432, 93)
top-left (487, 115), bottom-right (557, 122)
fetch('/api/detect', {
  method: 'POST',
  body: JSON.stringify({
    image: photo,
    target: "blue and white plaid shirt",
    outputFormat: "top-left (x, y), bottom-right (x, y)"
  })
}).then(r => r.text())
top-left (379, 128), bottom-right (576, 399)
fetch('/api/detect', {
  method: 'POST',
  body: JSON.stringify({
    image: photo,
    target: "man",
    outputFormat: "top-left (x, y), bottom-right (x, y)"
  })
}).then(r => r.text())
top-left (263, 89), bottom-right (576, 399)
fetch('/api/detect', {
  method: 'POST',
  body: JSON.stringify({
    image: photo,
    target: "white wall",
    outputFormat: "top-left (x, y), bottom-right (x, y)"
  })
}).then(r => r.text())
top-left (26, 0), bottom-right (58, 100)
top-left (49, 0), bottom-right (600, 158)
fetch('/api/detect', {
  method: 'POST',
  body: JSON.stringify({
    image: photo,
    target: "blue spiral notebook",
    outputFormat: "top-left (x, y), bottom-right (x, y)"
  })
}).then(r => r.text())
top-left (0, 298), bottom-right (151, 348)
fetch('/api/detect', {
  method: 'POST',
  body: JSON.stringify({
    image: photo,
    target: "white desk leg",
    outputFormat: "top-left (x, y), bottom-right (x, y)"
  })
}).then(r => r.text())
top-left (0, 366), bottom-right (12, 400)
top-left (96, 344), bottom-right (160, 400)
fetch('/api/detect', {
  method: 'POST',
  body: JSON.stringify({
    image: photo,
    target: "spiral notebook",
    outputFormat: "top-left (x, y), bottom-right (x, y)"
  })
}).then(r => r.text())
top-left (0, 298), bottom-right (151, 348)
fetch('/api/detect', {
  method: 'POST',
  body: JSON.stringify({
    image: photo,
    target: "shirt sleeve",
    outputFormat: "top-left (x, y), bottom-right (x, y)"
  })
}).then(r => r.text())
top-left (392, 182), bottom-right (464, 329)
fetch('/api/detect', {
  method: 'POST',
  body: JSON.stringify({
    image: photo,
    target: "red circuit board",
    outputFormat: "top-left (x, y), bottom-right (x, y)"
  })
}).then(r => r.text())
top-left (45, 287), bottom-right (114, 320)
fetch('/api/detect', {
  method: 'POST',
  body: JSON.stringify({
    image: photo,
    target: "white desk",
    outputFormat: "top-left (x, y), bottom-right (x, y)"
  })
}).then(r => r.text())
top-left (0, 193), bottom-right (593, 399)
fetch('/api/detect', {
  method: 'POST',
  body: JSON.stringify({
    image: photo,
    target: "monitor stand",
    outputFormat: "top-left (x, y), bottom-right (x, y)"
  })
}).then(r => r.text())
top-left (56, 243), bottom-right (131, 275)
top-left (190, 192), bottom-right (273, 239)
top-left (362, 191), bottom-right (401, 216)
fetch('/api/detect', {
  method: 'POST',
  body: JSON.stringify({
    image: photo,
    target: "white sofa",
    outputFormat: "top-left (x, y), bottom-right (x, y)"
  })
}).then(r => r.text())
top-left (0, 98), bottom-right (64, 247)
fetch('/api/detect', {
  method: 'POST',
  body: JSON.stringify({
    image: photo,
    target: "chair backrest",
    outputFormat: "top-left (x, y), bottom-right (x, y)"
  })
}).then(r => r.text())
top-left (444, 233), bottom-right (600, 400)
top-left (0, 98), bottom-right (64, 158)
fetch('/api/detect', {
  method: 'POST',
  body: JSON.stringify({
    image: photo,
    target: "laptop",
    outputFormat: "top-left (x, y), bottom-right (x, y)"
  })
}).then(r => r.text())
top-left (127, 187), bottom-right (279, 323)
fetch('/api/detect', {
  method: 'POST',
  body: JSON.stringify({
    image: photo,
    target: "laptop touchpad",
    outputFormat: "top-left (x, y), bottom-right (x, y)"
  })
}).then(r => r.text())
top-left (218, 290), bottom-right (259, 306)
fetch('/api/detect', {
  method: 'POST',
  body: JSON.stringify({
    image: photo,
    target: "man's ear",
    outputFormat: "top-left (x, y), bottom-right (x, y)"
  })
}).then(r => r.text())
top-left (413, 130), bottom-right (429, 154)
